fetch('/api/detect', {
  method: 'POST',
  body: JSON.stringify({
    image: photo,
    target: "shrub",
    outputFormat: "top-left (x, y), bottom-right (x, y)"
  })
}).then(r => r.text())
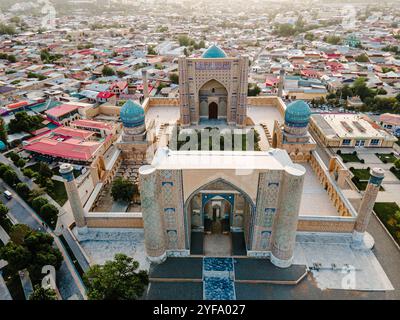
top-left (352, 151), bottom-right (357, 155)
top-left (336, 150), bottom-right (341, 155)
top-left (360, 159), bottom-right (365, 163)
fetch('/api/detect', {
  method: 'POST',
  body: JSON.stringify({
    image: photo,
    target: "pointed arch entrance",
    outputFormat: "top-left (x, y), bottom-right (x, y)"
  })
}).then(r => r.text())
top-left (198, 79), bottom-right (228, 121)
top-left (208, 102), bottom-right (218, 119)
top-left (184, 178), bottom-right (254, 256)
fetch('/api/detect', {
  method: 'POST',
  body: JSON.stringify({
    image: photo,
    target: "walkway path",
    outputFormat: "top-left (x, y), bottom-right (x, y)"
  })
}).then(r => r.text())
top-left (0, 273), bottom-right (12, 300)
top-left (0, 225), bottom-right (10, 245)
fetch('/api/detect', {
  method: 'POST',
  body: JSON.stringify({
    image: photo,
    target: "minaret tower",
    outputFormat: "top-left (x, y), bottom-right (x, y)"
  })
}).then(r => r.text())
top-left (351, 167), bottom-right (384, 249)
top-left (278, 68), bottom-right (285, 98)
top-left (142, 69), bottom-right (149, 99)
top-left (59, 163), bottom-right (87, 234)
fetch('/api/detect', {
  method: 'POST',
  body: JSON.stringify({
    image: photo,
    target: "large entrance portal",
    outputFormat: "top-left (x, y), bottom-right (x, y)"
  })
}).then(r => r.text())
top-left (186, 179), bottom-right (253, 257)
top-left (208, 102), bottom-right (218, 120)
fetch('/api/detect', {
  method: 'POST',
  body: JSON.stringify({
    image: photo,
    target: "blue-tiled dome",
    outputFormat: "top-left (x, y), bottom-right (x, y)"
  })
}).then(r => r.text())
top-left (202, 45), bottom-right (227, 59)
top-left (284, 100), bottom-right (311, 128)
top-left (120, 100), bottom-right (145, 128)
top-left (0, 141), bottom-right (6, 151)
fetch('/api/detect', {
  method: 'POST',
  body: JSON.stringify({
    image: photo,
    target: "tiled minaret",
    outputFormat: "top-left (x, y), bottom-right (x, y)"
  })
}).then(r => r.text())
top-left (59, 163), bottom-right (87, 234)
top-left (142, 69), bottom-right (149, 99)
top-left (277, 68), bottom-right (285, 98)
top-left (139, 165), bottom-right (167, 264)
top-left (351, 167), bottom-right (384, 249)
top-left (270, 164), bottom-right (306, 268)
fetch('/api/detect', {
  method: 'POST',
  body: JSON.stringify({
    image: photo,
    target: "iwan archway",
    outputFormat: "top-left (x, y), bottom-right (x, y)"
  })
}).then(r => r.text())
top-left (199, 79), bottom-right (228, 121)
top-left (184, 178), bottom-right (254, 256)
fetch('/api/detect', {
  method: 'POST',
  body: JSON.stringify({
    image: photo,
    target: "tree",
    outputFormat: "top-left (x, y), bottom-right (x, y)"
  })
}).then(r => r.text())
top-left (0, 203), bottom-right (8, 220)
top-left (83, 253), bottom-right (148, 300)
top-left (16, 158), bottom-right (26, 168)
top-left (394, 159), bottom-right (400, 170)
top-left (111, 177), bottom-right (135, 202)
top-left (39, 204), bottom-right (59, 228)
top-left (9, 224), bottom-right (31, 245)
top-left (36, 162), bottom-right (53, 186)
top-left (3, 169), bottom-right (19, 186)
top-left (0, 242), bottom-right (32, 273)
top-left (8, 111), bottom-right (43, 133)
top-left (32, 197), bottom-right (49, 213)
top-left (304, 33), bottom-right (315, 41)
top-left (16, 183), bottom-right (30, 200)
top-left (7, 55), bottom-right (16, 63)
top-left (102, 65), bottom-right (115, 77)
top-left (355, 54), bottom-right (369, 63)
top-left (169, 73), bottom-right (179, 84)
top-left (178, 35), bottom-right (191, 46)
top-left (29, 285), bottom-right (57, 300)
top-left (0, 117), bottom-right (7, 144)
top-left (323, 35), bottom-right (341, 45)
top-left (22, 168), bottom-right (35, 179)
top-left (248, 84), bottom-right (261, 96)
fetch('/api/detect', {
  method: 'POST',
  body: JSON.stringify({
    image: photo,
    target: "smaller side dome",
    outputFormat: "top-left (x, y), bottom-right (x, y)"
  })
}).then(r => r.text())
top-left (0, 141), bottom-right (6, 151)
top-left (120, 100), bottom-right (145, 128)
top-left (201, 45), bottom-right (228, 59)
top-left (284, 100), bottom-right (311, 128)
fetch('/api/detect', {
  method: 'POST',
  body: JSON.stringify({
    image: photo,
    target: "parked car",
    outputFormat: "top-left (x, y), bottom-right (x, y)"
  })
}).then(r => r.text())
top-left (3, 190), bottom-right (12, 200)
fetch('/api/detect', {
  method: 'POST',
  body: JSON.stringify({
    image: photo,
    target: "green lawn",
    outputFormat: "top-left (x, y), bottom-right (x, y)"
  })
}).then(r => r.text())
top-left (390, 167), bottom-right (400, 180)
top-left (375, 153), bottom-right (398, 163)
top-left (339, 153), bottom-right (362, 163)
top-left (350, 168), bottom-right (371, 180)
top-left (25, 163), bottom-right (68, 206)
top-left (350, 168), bottom-right (384, 191)
top-left (374, 202), bottom-right (400, 246)
top-left (47, 180), bottom-right (68, 206)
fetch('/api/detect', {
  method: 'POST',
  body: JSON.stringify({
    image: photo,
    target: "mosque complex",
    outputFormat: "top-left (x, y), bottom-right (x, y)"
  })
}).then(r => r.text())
top-left (58, 45), bottom-right (392, 291)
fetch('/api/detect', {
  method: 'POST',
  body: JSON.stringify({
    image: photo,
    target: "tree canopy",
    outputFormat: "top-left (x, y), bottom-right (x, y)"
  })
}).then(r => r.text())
top-left (29, 285), bottom-right (57, 300)
top-left (0, 226), bottom-right (63, 284)
top-left (111, 177), bottom-right (136, 202)
top-left (83, 253), bottom-right (148, 300)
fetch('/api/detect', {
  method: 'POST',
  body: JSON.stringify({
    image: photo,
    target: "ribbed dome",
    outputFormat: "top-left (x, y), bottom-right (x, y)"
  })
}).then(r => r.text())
top-left (201, 45), bottom-right (227, 59)
top-left (284, 100), bottom-right (311, 128)
top-left (120, 100), bottom-right (145, 128)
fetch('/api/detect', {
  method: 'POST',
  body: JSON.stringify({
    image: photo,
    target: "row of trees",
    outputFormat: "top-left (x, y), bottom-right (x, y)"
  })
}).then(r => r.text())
top-left (40, 49), bottom-right (63, 64)
top-left (0, 161), bottom-right (59, 228)
top-left (8, 111), bottom-right (44, 134)
top-left (330, 77), bottom-right (400, 114)
top-left (0, 224), bottom-right (62, 299)
top-left (0, 53), bottom-right (17, 63)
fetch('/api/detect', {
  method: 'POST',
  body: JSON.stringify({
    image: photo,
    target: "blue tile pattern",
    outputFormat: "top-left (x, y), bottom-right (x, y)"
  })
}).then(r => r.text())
top-left (203, 258), bottom-right (236, 300)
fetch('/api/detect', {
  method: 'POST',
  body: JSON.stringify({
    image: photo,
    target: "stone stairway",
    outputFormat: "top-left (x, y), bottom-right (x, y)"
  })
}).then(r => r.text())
top-left (260, 123), bottom-right (273, 145)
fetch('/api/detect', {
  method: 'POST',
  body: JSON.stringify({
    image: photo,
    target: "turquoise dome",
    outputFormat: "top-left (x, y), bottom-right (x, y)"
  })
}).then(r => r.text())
top-left (202, 45), bottom-right (227, 59)
top-left (0, 141), bottom-right (6, 151)
top-left (120, 100), bottom-right (145, 128)
top-left (284, 100), bottom-right (311, 128)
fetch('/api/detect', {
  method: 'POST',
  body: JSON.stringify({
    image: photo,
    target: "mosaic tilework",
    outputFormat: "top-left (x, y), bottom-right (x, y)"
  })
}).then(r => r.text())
top-left (252, 171), bottom-right (282, 251)
top-left (160, 170), bottom-right (186, 250)
top-left (139, 169), bottom-right (166, 258)
top-left (203, 258), bottom-right (236, 300)
top-left (271, 170), bottom-right (305, 262)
